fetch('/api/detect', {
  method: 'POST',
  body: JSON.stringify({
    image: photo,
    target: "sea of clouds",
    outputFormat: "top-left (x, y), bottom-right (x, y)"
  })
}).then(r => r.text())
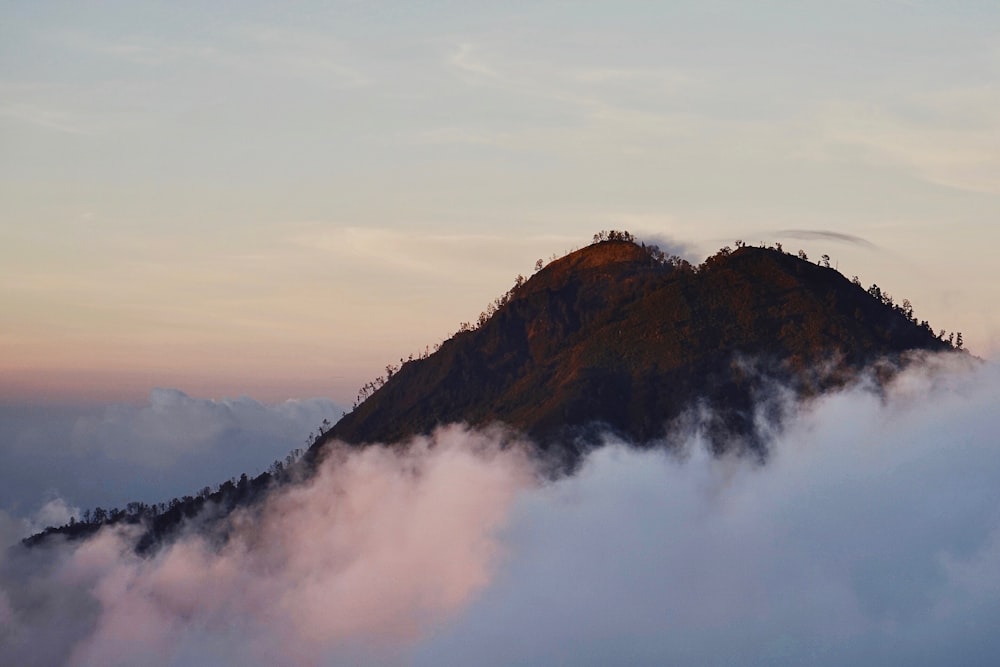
top-left (2, 353), bottom-right (999, 666)
top-left (0, 390), bottom-right (341, 523)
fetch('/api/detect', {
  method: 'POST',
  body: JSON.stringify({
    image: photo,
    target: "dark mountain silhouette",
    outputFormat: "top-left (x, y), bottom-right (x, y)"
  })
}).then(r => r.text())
top-left (315, 237), bottom-right (953, 464)
top-left (27, 234), bottom-right (960, 549)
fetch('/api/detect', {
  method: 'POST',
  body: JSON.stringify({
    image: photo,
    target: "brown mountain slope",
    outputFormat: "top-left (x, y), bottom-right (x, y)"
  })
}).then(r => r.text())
top-left (28, 237), bottom-right (960, 549)
top-left (317, 240), bottom-right (953, 460)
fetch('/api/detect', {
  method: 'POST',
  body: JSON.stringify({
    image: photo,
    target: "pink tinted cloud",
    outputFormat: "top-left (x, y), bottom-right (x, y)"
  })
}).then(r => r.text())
top-left (61, 426), bottom-right (535, 666)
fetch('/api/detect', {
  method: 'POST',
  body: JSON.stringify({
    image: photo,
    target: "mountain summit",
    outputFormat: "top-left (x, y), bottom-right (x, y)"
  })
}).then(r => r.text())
top-left (317, 236), bottom-right (952, 460)
top-left (28, 234), bottom-right (960, 548)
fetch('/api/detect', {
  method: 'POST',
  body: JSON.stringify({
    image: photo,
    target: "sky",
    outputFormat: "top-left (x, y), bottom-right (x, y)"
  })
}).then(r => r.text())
top-left (2, 0), bottom-right (999, 409)
top-left (0, 0), bottom-right (1000, 648)
top-left (2, 4), bottom-right (1000, 662)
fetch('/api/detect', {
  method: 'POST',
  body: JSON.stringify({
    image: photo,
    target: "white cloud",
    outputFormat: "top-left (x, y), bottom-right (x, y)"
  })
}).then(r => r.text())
top-left (3, 355), bottom-right (1000, 665)
top-left (24, 499), bottom-right (81, 537)
top-left (417, 356), bottom-right (1000, 666)
top-left (2, 427), bottom-right (536, 667)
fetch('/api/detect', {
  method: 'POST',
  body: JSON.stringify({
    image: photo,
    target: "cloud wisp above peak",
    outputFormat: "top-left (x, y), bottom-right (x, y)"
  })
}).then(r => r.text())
top-left (773, 228), bottom-right (879, 249)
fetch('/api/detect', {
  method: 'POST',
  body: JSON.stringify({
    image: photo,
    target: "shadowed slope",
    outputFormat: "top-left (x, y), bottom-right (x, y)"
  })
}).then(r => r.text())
top-left (319, 241), bottom-right (951, 460)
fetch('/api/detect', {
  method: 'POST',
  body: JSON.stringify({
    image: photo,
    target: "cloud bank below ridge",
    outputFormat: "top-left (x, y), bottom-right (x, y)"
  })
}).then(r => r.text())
top-left (2, 353), bottom-right (999, 666)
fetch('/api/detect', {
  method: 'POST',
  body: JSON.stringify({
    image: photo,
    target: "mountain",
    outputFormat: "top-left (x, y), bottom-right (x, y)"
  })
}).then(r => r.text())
top-left (315, 237), bottom-right (953, 464)
top-left (27, 234), bottom-right (959, 548)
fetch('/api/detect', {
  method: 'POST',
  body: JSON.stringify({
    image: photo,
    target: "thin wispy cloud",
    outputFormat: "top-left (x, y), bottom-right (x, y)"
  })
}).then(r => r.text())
top-left (42, 29), bottom-right (200, 66)
top-left (449, 43), bottom-right (500, 80)
top-left (812, 94), bottom-right (1000, 196)
top-left (229, 25), bottom-right (371, 87)
top-left (45, 26), bottom-right (370, 88)
top-left (289, 225), bottom-right (578, 278)
top-left (571, 67), bottom-right (689, 88)
top-left (0, 103), bottom-right (94, 136)
top-left (774, 229), bottom-right (879, 249)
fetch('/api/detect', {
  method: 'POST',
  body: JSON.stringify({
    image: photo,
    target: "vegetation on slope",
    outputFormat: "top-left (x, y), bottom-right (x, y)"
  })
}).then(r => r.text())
top-left (320, 234), bottom-right (956, 458)
top-left (29, 232), bottom-right (963, 549)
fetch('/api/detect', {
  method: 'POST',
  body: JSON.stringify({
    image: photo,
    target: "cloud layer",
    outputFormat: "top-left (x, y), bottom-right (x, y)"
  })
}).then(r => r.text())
top-left (0, 391), bottom-right (341, 520)
top-left (417, 355), bottom-right (1000, 666)
top-left (3, 354), bottom-right (1000, 665)
top-left (2, 428), bottom-right (535, 666)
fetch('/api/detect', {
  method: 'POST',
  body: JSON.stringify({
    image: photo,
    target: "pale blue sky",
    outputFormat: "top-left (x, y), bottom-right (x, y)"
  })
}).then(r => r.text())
top-left (2, 0), bottom-right (998, 403)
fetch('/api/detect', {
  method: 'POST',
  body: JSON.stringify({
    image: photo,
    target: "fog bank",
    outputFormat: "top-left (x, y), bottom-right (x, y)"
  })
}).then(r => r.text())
top-left (3, 354), bottom-right (999, 666)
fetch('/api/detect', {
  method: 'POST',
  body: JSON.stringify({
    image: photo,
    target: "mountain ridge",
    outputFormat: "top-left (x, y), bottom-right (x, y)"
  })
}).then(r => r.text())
top-left (316, 236), bottom-right (954, 462)
top-left (27, 234), bottom-right (962, 548)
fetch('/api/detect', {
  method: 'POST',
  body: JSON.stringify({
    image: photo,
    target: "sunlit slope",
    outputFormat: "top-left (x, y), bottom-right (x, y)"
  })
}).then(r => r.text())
top-left (320, 240), bottom-right (952, 455)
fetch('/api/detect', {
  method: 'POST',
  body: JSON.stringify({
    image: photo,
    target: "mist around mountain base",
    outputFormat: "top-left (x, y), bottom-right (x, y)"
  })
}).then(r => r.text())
top-left (2, 351), bottom-right (999, 666)
top-left (0, 392), bottom-right (342, 524)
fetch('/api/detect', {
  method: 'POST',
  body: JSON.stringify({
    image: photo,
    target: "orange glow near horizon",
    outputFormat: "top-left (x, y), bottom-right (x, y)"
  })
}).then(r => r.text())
top-left (3, 227), bottom-right (997, 407)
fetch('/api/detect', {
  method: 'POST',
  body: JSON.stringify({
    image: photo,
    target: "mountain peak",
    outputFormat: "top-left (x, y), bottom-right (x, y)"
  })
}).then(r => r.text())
top-left (543, 238), bottom-right (653, 273)
top-left (318, 237), bottom-right (954, 461)
top-left (513, 239), bottom-right (673, 304)
top-left (27, 234), bottom-right (963, 550)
